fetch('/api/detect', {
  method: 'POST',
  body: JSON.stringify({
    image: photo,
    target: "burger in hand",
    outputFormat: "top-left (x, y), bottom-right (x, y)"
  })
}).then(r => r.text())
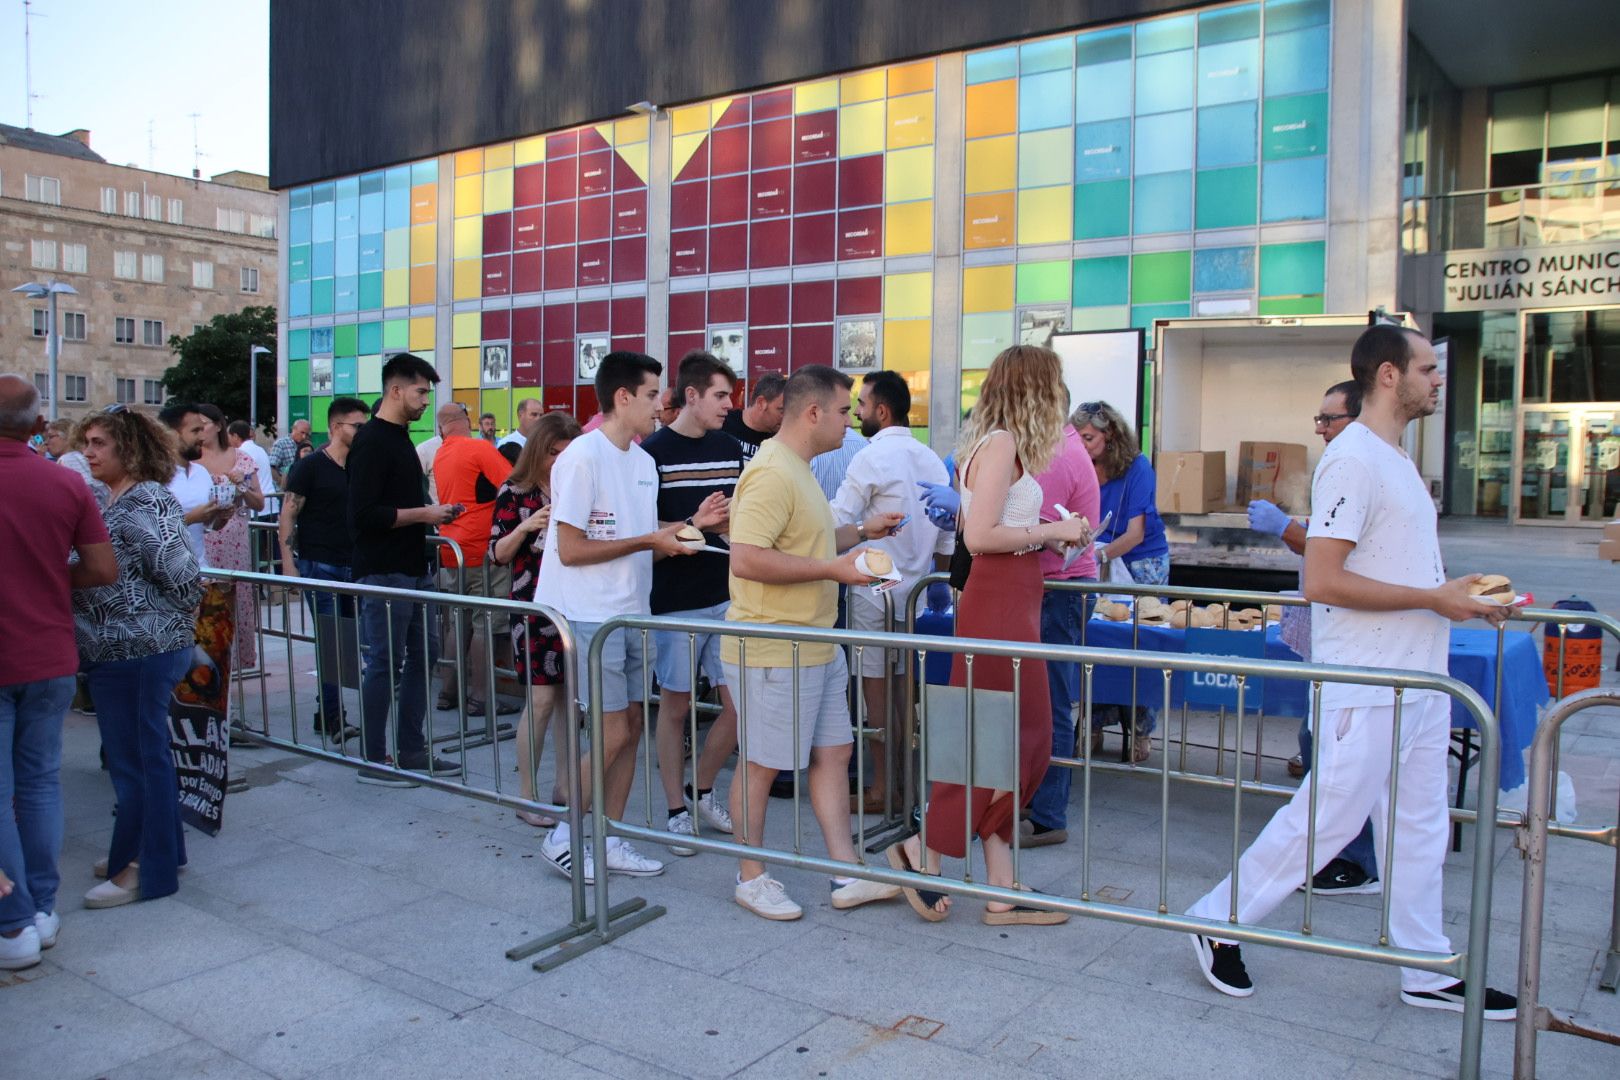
top-left (1467, 574), bottom-right (1514, 604)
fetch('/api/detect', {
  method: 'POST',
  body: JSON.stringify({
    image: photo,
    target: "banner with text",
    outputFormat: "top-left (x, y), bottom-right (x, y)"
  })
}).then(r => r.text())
top-left (1441, 242), bottom-right (1620, 311)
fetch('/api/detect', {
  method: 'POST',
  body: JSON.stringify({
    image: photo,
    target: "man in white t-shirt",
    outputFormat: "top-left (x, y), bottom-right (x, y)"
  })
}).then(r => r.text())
top-left (535, 351), bottom-right (697, 881)
top-left (159, 403), bottom-right (230, 566)
top-left (1185, 325), bottom-right (1518, 1022)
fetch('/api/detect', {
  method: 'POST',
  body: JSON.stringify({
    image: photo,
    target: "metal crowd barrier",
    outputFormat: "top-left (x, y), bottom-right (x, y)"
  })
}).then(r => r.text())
top-left (1515, 688), bottom-right (1620, 1077)
top-left (578, 613), bottom-right (1505, 1080)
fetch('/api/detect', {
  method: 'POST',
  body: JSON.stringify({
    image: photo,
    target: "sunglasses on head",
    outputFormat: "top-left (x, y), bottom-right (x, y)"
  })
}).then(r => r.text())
top-left (101, 403), bottom-right (130, 415)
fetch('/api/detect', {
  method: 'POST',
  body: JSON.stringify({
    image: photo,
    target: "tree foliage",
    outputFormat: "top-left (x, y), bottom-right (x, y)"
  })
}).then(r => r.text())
top-left (161, 306), bottom-right (279, 435)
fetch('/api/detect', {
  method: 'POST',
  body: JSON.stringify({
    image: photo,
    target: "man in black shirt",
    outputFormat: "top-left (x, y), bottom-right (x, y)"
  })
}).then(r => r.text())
top-left (720, 372), bottom-right (785, 461)
top-left (642, 353), bottom-right (743, 854)
top-left (279, 396), bottom-right (369, 742)
top-left (347, 353), bottom-right (462, 784)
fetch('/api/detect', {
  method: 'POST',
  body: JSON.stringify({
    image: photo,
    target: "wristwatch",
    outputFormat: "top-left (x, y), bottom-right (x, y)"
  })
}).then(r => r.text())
top-left (1096, 549), bottom-right (1111, 567)
top-left (856, 521), bottom-right (868, 540)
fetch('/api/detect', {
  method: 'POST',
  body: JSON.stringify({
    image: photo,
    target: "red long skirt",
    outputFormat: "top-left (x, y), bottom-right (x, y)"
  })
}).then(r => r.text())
top-left (924, 550), bottom-right (1050, 859)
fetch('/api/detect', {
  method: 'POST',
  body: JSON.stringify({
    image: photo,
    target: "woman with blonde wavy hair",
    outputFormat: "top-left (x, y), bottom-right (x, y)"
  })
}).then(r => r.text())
top-left (886, 345), bottom-right (1092, 925)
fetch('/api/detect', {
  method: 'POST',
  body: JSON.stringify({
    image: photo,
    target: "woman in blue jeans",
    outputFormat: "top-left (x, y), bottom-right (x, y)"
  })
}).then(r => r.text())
top-left (74, 408), bottom-right (203, 909)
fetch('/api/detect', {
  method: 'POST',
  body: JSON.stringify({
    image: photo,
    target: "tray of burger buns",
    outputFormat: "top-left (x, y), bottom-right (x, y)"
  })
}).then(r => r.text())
top-left (1094, 597), bottom-right (1284, 630)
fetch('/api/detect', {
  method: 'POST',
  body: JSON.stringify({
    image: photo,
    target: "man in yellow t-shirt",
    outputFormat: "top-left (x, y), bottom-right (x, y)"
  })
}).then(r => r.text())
top-left (723, 364), bottom-right (904, 921)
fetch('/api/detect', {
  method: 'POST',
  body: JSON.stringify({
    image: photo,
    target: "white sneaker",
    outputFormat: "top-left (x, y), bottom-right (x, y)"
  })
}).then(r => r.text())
top-left (735, 873), bottom-right (802, 921)
top-left (0, 925), bottom-right (41, 970)
top-left (605, 837), bottom-right (665, 877)
top-left (665, 811), bottom-right (698, 857)
top-left (693, 790), bottom-right (734, 833)
top-left (539, 827), bottom-right (595, 885)
top-left (34, 911), bottom-right (59, 949)
top-left (830, 876), bottom-right (902, 910)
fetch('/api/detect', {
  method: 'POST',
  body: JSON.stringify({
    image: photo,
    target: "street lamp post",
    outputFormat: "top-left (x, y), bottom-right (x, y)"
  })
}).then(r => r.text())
top-left (249, 344), bottom-right (271, 432)
top-left (11, 280), bottom-right (79, 422)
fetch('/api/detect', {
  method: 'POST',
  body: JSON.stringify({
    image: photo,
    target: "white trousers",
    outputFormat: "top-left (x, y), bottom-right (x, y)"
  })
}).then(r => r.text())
top-left (1186, 694), bottom-right (1455, 992)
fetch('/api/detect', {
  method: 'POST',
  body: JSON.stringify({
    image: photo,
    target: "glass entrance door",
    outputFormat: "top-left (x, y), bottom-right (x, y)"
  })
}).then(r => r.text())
top-left (1517, 405), bottom-right (1620, 522)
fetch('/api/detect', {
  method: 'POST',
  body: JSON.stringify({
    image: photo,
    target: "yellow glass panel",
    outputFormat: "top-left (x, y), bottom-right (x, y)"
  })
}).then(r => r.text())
top-left (883, 319), bottom-right (931, 371)
top-left (964, 79), bottom-right (1016, 139)
top-left (481, 388), bottom-right (512, 426)
top-left (963, 192), bottom-right (1015, 249)
top-left (409, 183), bottom-right (437, 224)
top-left (885, 146), bottom-right (933, 203)
top-left (453, 174), bottom-right (482, 218)
top-left (452, 311), bottom-right (481, 348)
top-left (453, 149), bottom-right (483, 176)
top-left (409, 265), bottom-right (435, 306)
top-left (884, 201), bottom-right (932, 256)
top-left (1016, 186), bottom-right (1073, 245)
top-left (615, 114), bottom-right (649, 145)
top-left (452, 347), bottom-right (480, 388)
top-left (452, 258), bottom-right (481, 300)
top-left (594, 123), bottom-right (617, 148)
top-left (887, 61), bottom-right (934, 97)
top-left (840, 69), bottom-right (885, 105)
top-left (452, 218), bottom-right (482, 260)
top-left (962, 265), bottom-right (1015, 313)
top-left (839, 100), bottom-right (884, 158)
top-left (515, 136), bottom-right (546, 164)
top-left (382, 268), bottom-right (409, 308)
top-left (886, 93), bottom-right (934, 150)
top-left (617, 142), bottom-right (650, 184)
top-left (965, 135), bottom-right (1016, 193)
top-left (709, 98), bottom-right (735, 126)
top-left (484, 143), bottom-right (514, 170)
top-left (408, 315), bottom-right (435, 351)
top-left (452, 389), bottom-right (479, 414)
top-left (409, 224), bottom-right (435, 265)
top-left (483, 168), bottom-right (514, 213)
top-left (672, 103), bottom-right (709, 135)
top-left (795, 79), bottom-right (838, 115)
top-left (672, 132), bottom-right (707, 178)
top-left (883, 271), bottom-right (933, 319)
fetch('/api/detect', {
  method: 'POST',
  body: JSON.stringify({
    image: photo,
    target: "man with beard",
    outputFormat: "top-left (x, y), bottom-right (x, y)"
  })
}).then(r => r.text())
top-left (347, 354), bottom-right (462, 785)
top-left (829, 371), bottom-right (951, 813)
top-left (159, 403), bottom-right (233, 565)
top-left (268, 418), bottom-right (311, 492)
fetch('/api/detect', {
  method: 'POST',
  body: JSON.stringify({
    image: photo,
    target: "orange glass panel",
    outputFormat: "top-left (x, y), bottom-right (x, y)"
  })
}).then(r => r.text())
top-left (887, 61), bottom-right (934, 97)
top-left (454, 149), bottom-right (483, 176)
top-left (964, 79), bottom-right (1017, 140)
top-left (409, 264), bottom-right (436, 306)
top-left (963, 192), bottom-right (1015, 249)
top-left (409, 183), bottom-right (437, 225)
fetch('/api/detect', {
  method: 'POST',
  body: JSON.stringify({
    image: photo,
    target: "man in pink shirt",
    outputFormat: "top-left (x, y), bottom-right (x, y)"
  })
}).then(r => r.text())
top-left (0, 375), bottom-right (118, 969)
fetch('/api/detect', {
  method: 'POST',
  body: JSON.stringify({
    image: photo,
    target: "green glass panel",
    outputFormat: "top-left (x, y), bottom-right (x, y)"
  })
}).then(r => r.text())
top-left (333, 323), bottom-right (359, 357)
top-left (1195, 165), bottom-right (1258, 228)
top-left (1262, 93), bottom-right (1329, 160)
top-left (308, 396), bottom-right (332, 433)
top-left (1072, 256), bottom-right (1129, 307)
top-left (334, 357), bottom-right (358, 395)
top-left (1258, 296), bottom-right (1325, 315)
top-left (1073, 179), bottom-right (1130, 239)
top-left (358, 272), bottom-right (383, 311)
top-left (1264, 0), bottom-right (1329, 32)
top-left (1016, 260), bottom-right (1070, 304)
top-left (1136, 13), bottom-right (1194, 55)
top-left (288, 396), bottom-right (309, 424)
top-left (288, 328), bottom-right (310, 361)
top-left (288, 359), bottom-right (310, 396)
top-left (1018, 129), bottom-right (1073, 187)
top-left (311, 279), bottom-right (335, 315)
top-left (1199, 2), bottom-right (1260, 44)
top-left (1130, 251), bottom-right (1192, 304)
top-left (1259, 240), bottom-right (1325, 296)
top-left (357, 321), bottom-right (382, 355)
top-left (1131, 302), bottom-right (1190, 329)
top-left (289, 244), bottom-right (311, 282)
top-left (358, 354), bottom-right (383, 395)
top-left (962, 313), bottom-right (1014, 368)
top-left (1070, 306), bottom-right (1130, 331)
top-left (1076, 26), bottom-right (1132, 66)
top-left (382, 319), bottom-right (409, 351)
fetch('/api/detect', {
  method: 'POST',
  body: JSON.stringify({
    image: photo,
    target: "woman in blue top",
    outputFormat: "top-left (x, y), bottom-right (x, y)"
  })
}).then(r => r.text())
top-left (1072, 400), bottom-right (1169, 762)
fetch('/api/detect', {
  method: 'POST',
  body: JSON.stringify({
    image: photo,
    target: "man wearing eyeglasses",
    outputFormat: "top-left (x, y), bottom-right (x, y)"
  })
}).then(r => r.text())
top-left (1246, 381), bottom-right (1361, 557)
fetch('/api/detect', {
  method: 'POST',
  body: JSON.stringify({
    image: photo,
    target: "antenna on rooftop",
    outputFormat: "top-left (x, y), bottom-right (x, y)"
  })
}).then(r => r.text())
top-left (188, 112), bottom-right (204, 179)
top-left (147, 119), bottom-right (155, 170)
top-left (22, 0), bottom-right (44, 129)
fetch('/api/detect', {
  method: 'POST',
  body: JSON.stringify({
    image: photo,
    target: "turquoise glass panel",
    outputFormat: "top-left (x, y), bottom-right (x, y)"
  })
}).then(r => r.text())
top-left (1074, 179), bottom-right (1131, 238)
top-left (1075, 59), bottom-right (1133, 122)
top-left (288, 243), bottom-right (311, 282)
top-left (289, 207), bottom-right (311, 245)
top-left (1135, 13), bottom-right (1193, 55)
top-left (1263, 26), bottom-right (1330, 97)
top-left (359, 171), bottom-right (384, 196)
top-left (1072, 255), bottom-right (1130, 306)
top-left (359, 191), bottom-right (384, 233)
top-left (1265, 0), bottom-right (1329, 33)
top-left (289, 186), bottom-right (312, 209)
top-left (1199, 2), bottom-right (1260, 44)
top-left (1134, 111), bottom-right (1193, 174)
top-left (1020, 70), bottom-right (1074, 130)
top-left (334, 275), bottom-right (358, 313)
top-left (358, 235), bottom-right (384, 273)
top-left (1075, 26), bottom-right (1132, 65)
top-left (1135, 50), bottom-right (1193, 114)
top-left (1196, 165), bottom-right (1258, 228)
top-left (310, 279), bottom-right (334, 315)
top-left (358, 272), bottom-right (383, 310)
top-left (357, 321), bottom-right (382, 354)
top-left (1262, 93), bottom-right (1329, 159)
top-left (1198, 102), bottom-right (1257, 167)
top-left (289, 281), bottom-right (311, 318)
top-left (334, 357), bottom-right (358, 395)
top-left (1259, 240), bottom-right (1326, 296)
top-left (1197, 39), bottom-right (1259, 104)
top-left (288, 328), bottom-right (310, 360)
top-left (1133, 171), bottom-right (1192, 233)
top-left (1076, 119), bottom-right (1130, 182)
top-left (1193, 247), bottom-right (1256, 292)
top-left (311, 241), bottom-right (335, 278)
top-left (335, 236), bottom-right (358, 277)
top-left (1131, 302), bottom-right (1190, 329)
top-left (410, 159), bottom-right (437, 185)
top-left (312, 182), bottom-right (335, 204)
top-left (384, 186), bottom-right (409, 229)
top-left (1020, 36), bottom-right (1072, 73)
top-left (1260, 157), bottom-right (1326, 221)
top-left (967, 46), bottom-right (1017, 84)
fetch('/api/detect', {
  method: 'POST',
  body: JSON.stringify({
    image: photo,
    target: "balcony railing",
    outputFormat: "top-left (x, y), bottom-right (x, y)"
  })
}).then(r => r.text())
top-left (1402, 180), bottom-right (1620, 254)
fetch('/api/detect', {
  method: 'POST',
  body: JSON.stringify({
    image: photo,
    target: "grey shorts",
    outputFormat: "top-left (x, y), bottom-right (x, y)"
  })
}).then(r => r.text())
top-left (845, 586), bottom-right (902, 677)
top-left (652, 601), bottom-right (729, 693)
top-left (724, 651), bottom-right (851, 772)
top-left (574, 621), bottom-right (651, 715)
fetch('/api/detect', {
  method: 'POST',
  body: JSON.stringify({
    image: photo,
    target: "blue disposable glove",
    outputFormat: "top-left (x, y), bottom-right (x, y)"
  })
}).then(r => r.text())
top-left (916, 481), bottom-right (960, 530)
top-left (925, 581), bottom-right (952, 612)
top-left (1247, 499), bottom-right (1294, 537)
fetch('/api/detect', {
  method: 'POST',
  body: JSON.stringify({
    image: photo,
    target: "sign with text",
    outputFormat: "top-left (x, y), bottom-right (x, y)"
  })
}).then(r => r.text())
top-left (1440, 242), bottom-right (1620, 311)
top-left (1183, 627), bottom-right (1266, 710)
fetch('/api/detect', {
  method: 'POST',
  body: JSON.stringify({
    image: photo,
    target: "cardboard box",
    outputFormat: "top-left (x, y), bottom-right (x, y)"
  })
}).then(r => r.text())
top-left (1156, 451), bottom-right (1226, 513)
top-left (1599, 539), bottom-right (1620, 561)
top-left (1603, 521), bottom-right (1620, 543)
top-left (1235, 441), bottom-right (1311, 512)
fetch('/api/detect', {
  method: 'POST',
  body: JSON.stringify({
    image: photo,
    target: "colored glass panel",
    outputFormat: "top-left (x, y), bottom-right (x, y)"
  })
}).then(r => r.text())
top-left (1016, 185), bottom-right (1072, 245)
top-left (883, 319), bottom-right (931, 371)
top-left (1130, 251), bottom-right (1191, 303)
top-left (1259, 240), bottom-right (1325, 296)
top-left (887, 60), bottom-right (933, 96)
top-left (795, 79), bottom-right (838, 114)
top-left (383, 229), bottom-right (407, 269)
top-left (383, 320), bottom-right (408, 350)
top-left (1131, 301), bottom-right (1190, 329)
top-left (1198, 39), bottom-right (1260, 105)
top-left (1075, 119), bottom-right (1130, 182)
top-left (1019, 70), bottom-right (1073, 131)
top-left (311, 279), bottom-right (334, 315)
top-left (964, 192), bottom-right (1015, 248)
top-left (966, 46), bottom-right (1017, 85)
top-left (1135, 111), bottom-right (1193, 174)
top-left (1264, 26), bottom-right (1330, 97)
top-left (962, 264), bottom-right (1015, 313)
top-left (1073, 256), bottom-right (1129, 306)
top-left (409, 225), bottom-right (435, 265)
top-left (1073, 179), bottom-right (1130, 239)
top-left (1019, 36), bottom-right (1072, 74)
top-left (840, 69), bottom-right (885, 104)
top-left (453, 218), bottom-right (481, 259)
top-left (1195, 165), bottom-right (1258, 228)
top-left (1262, 93), bottom-right (1329, 159)
top-left (1016, 260), bottom-right (1069, 304)
top-left (965, 135), bottom-right (1016, 193)
top-left (884, 271), bottom-right (932, 319)
top-left (1074, 59), bottom-right (1132, 122)
top-left (1018, 128), bottom-right (1073, 188)
top-left (840, 100), bottom-right (885, 157)
top-left (1198, 102), bottom-right (1258, 167)
top-left (1258, 296), bottom-right (1325, 315)
top-left (1193, 247), bottom-right (1256, 292)
top-left (887, 93), bottom-right (933, 150)
top-left (965, 79), bottom-right (1017, 139)
top-left (961, 312), bottom-right (1013, 368)
top-left (452, 259), bottom-right (481, 300)
top-left (1135, 49), bottom-right (1193, 115)
top-left (1133, 171), bottom-right (1192, 233)
top-left (358, 354), bottom-right (383, 394)
top-left (382, 270), bottom-right (407, 308)
top-left (1135, 13), bottom-right (1193, 55)
top-left (409, 264), bottom-right (435, 305)
top-left (1200, 3), bottom-right (1260, 44)
top-left (1071, 306), bottom-right (1130, 331)
top-left (452, 347), bottom-right (479, 388)
top-left (288, 360), bottom-right (309, 396)
top-left (884, 200), bottom-right (932, 256)
top-left (483, 168), bottom-right (514, 213)
top-left (885, 146), bottom-right (933, 202)
top-left (1260, 157), bottom-right (1326, 221)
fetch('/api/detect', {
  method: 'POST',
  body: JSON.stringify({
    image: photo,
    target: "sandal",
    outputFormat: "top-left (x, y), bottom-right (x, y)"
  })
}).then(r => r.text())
top-left (1131, 735), bottom-right (1153, 763)
top-left (1089, 730), bottom-right (1104, 756)
top-left (885, 841), bottom-right (949, 922)
top-left (515, 810), bottom-right (557, 828)
top-left (984, 899), bottom-right (1070, 926)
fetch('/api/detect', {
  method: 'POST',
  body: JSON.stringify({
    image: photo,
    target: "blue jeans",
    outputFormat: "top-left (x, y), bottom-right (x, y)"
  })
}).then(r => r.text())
top-left (358, 573), bottom-right (439, 764)
top-left (0, 675), bottom-right (74, 931)
top-left (88, 648), bottom-right (192, 900)
top-left (1299, 721), bottom-right (1378, 879)
top-left (296, 558), bottom-right (354, 720)
top-left (1029, 589), bottom-right (1094, 831)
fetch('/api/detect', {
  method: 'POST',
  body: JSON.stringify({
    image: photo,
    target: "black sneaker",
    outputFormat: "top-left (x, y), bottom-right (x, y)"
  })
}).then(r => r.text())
top-left (1300, 858), bottom-right (1382, 896)
top-left (313, 711), bottom-right (359, 742)
top-left (397, 751), bottom-right (463, 778)
top-left (356, 758), bottom-right (420, 788)
top-left (1190, 934), bottom-right (1254, 998)
top-left (1400, 981), bottom-right (1517, 1021)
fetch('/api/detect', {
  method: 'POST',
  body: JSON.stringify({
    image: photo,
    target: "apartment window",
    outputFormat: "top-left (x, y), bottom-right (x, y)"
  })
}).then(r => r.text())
top-left (142, 379), bottom-right (164, 405)
top-left (216, 207), bottom-right (246, 233)
top-left (250, 213), bottom-right (276, 238)
top-left (240, 266), bottom-right (260, 293)
top-left (33, 374), bottom-right (49, 401)
top-left (101, 186), bottom-right (117, 213)
top-left (62, 375), bottom-right (87, 403)
top-left (116, 378), bottom-right (136, 404)
top-left (124, 191), bottom-right (140, 216)
top-left (168, 198), bottom-right (183, 224)
top-left (30, 239), bottom-right (57, 270)
top-left (192, 260), bottom-right (214, 289)
top-left (61, 312), bottom-right (86, 341)
top-left (25, 174), bottom-right (61, 204)
top-left (60, 243), bottom-right (87, 274)
top-left (115, 317), bottom-right (136, 344)
top-left (32, 309), bottom-right (49, 337)
top-left (113, 250), bottom-right (137, 279)
top-left (142, 319), bottom-right (165, 347)
top-left (140, 253), bottom-right (164, 282)
top-left (145, 194), bottom-right (162, 221)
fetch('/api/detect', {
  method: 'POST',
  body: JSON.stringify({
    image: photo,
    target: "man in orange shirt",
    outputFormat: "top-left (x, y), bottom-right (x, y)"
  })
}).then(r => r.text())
top-left (431, 403), bottom-right (517, 718)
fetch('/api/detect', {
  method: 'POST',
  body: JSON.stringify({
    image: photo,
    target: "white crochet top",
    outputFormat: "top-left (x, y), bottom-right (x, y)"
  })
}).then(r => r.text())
top-left (960, 431), bottom-right (1043, 530)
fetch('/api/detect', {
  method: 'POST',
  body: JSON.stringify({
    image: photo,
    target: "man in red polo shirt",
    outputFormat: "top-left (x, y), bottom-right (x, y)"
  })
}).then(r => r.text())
top-left (0, 375), bottom-right (117, 970)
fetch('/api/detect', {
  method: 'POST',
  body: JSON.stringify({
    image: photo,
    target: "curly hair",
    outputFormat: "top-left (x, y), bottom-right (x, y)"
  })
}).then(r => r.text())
top-left (77, 410), bottom-right (179, 485)
top-left (1069, 400), bottom-right (1139, 482)
top-left (957, 345), bottom-right (1067, 477)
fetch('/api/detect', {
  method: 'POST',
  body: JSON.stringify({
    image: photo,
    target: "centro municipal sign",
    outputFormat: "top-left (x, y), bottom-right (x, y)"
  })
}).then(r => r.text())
top-left (1440, 241), bottom-right (1620, 311)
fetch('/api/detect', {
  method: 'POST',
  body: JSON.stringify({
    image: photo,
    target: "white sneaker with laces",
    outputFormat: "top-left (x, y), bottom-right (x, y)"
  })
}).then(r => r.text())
top-left (830, 876), bottom-right (902, 910)
top-left (605, 837), bottom-right (665, 877)
top-left (34, 911), bottom-right (60, 949)
top-left (735, 873), bottom-right (802, 921)
top-left (0, 925), bottom-right (41, 970)
top-left (665, 811), bottom-right (698, 857)
top-left (540, 826), bottom-right (595, 885)
top-left (693, 791), bottom-right (734, 834)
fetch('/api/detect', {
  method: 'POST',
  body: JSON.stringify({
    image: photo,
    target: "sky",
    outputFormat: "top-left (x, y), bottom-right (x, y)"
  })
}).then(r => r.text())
top-left (0, 0), bottom-right (269, 179)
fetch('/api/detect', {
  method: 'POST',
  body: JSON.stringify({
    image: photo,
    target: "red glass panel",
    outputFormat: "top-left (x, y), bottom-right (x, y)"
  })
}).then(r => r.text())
top-left (790, 323), bottom-right (834, 369)
top-left (792, 212), bottom-right (836, 265)
top-left (546, 130), bottom-right (579, 158)
top-left (710, 125), bottom-right (749, 175)
top-left (793, 161), bottom-right (836, 214)
top-left (669, 290), bottom-right (706, 331)
top-left (794, 110), bottom-right (837, 163)
top-left (837, 207), bottom-right (882, 260)
top-left (749, 218), bottom-right (790, 268)
top-left (753, 88), bottom-right (791, 120)
top-left (578, 150), bottom-right (612, 197)
top-left (611, 236), bottom-right (646, 283)
top-left (749, 327), bottom-right (789, 375)
top-left (837, 275), bottom-right (882, 315)
top-left (611, 296), bottom-right (646, 336)
top-left (577, 195), bottom-right (611, 242)
top-left (512, 250), bottom-right (541, 293)
top-left (481, 254), bottom-right (511, 297)
top-left (709, 173), bottom-right (748, 223)
top-left (748, 284), bottom-right (790, 328)
top-left (511, 305), bottom-right (542, 343)
top-left (576, 299), bottom-right (609, 333)
top-left (543, 202), bottom-right (576, 246)
top-left (544, 157), bottom-right (577, 202)
top-left (543, 246), bottom-right (575, 290)
top-left (514, 163), bottom-right (544, 207)
top-left (708, 223), bottom-right (747, 273)
top-left (751, 118), bottom-right (791, 170)
top-left (613, 189), bottom-right (647, 236)
top-left (838, 154), bottom-right (883, 208)
top-left (708, 287), bottom-right (746, 324)
top-left (542, 302), bottom-right (574, 342)
top-left (511, 342), bottom-right (542, 386)
top-left (792, 279), bottom-right (835, 323)
top-left (672, 181), bottom-right (708, 230)
top-left (669, 228), bottom-right (707, 277)
top-left (482, 211), bottom-right (512, 255)
top-left (512, 206), bottom-right (543, 251)
top-left (482, 310), bottom-right (511, 340)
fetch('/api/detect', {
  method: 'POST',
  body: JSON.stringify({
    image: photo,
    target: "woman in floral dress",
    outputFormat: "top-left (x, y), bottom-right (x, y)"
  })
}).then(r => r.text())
top-left (196, 405), bottom-right (263, 670)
